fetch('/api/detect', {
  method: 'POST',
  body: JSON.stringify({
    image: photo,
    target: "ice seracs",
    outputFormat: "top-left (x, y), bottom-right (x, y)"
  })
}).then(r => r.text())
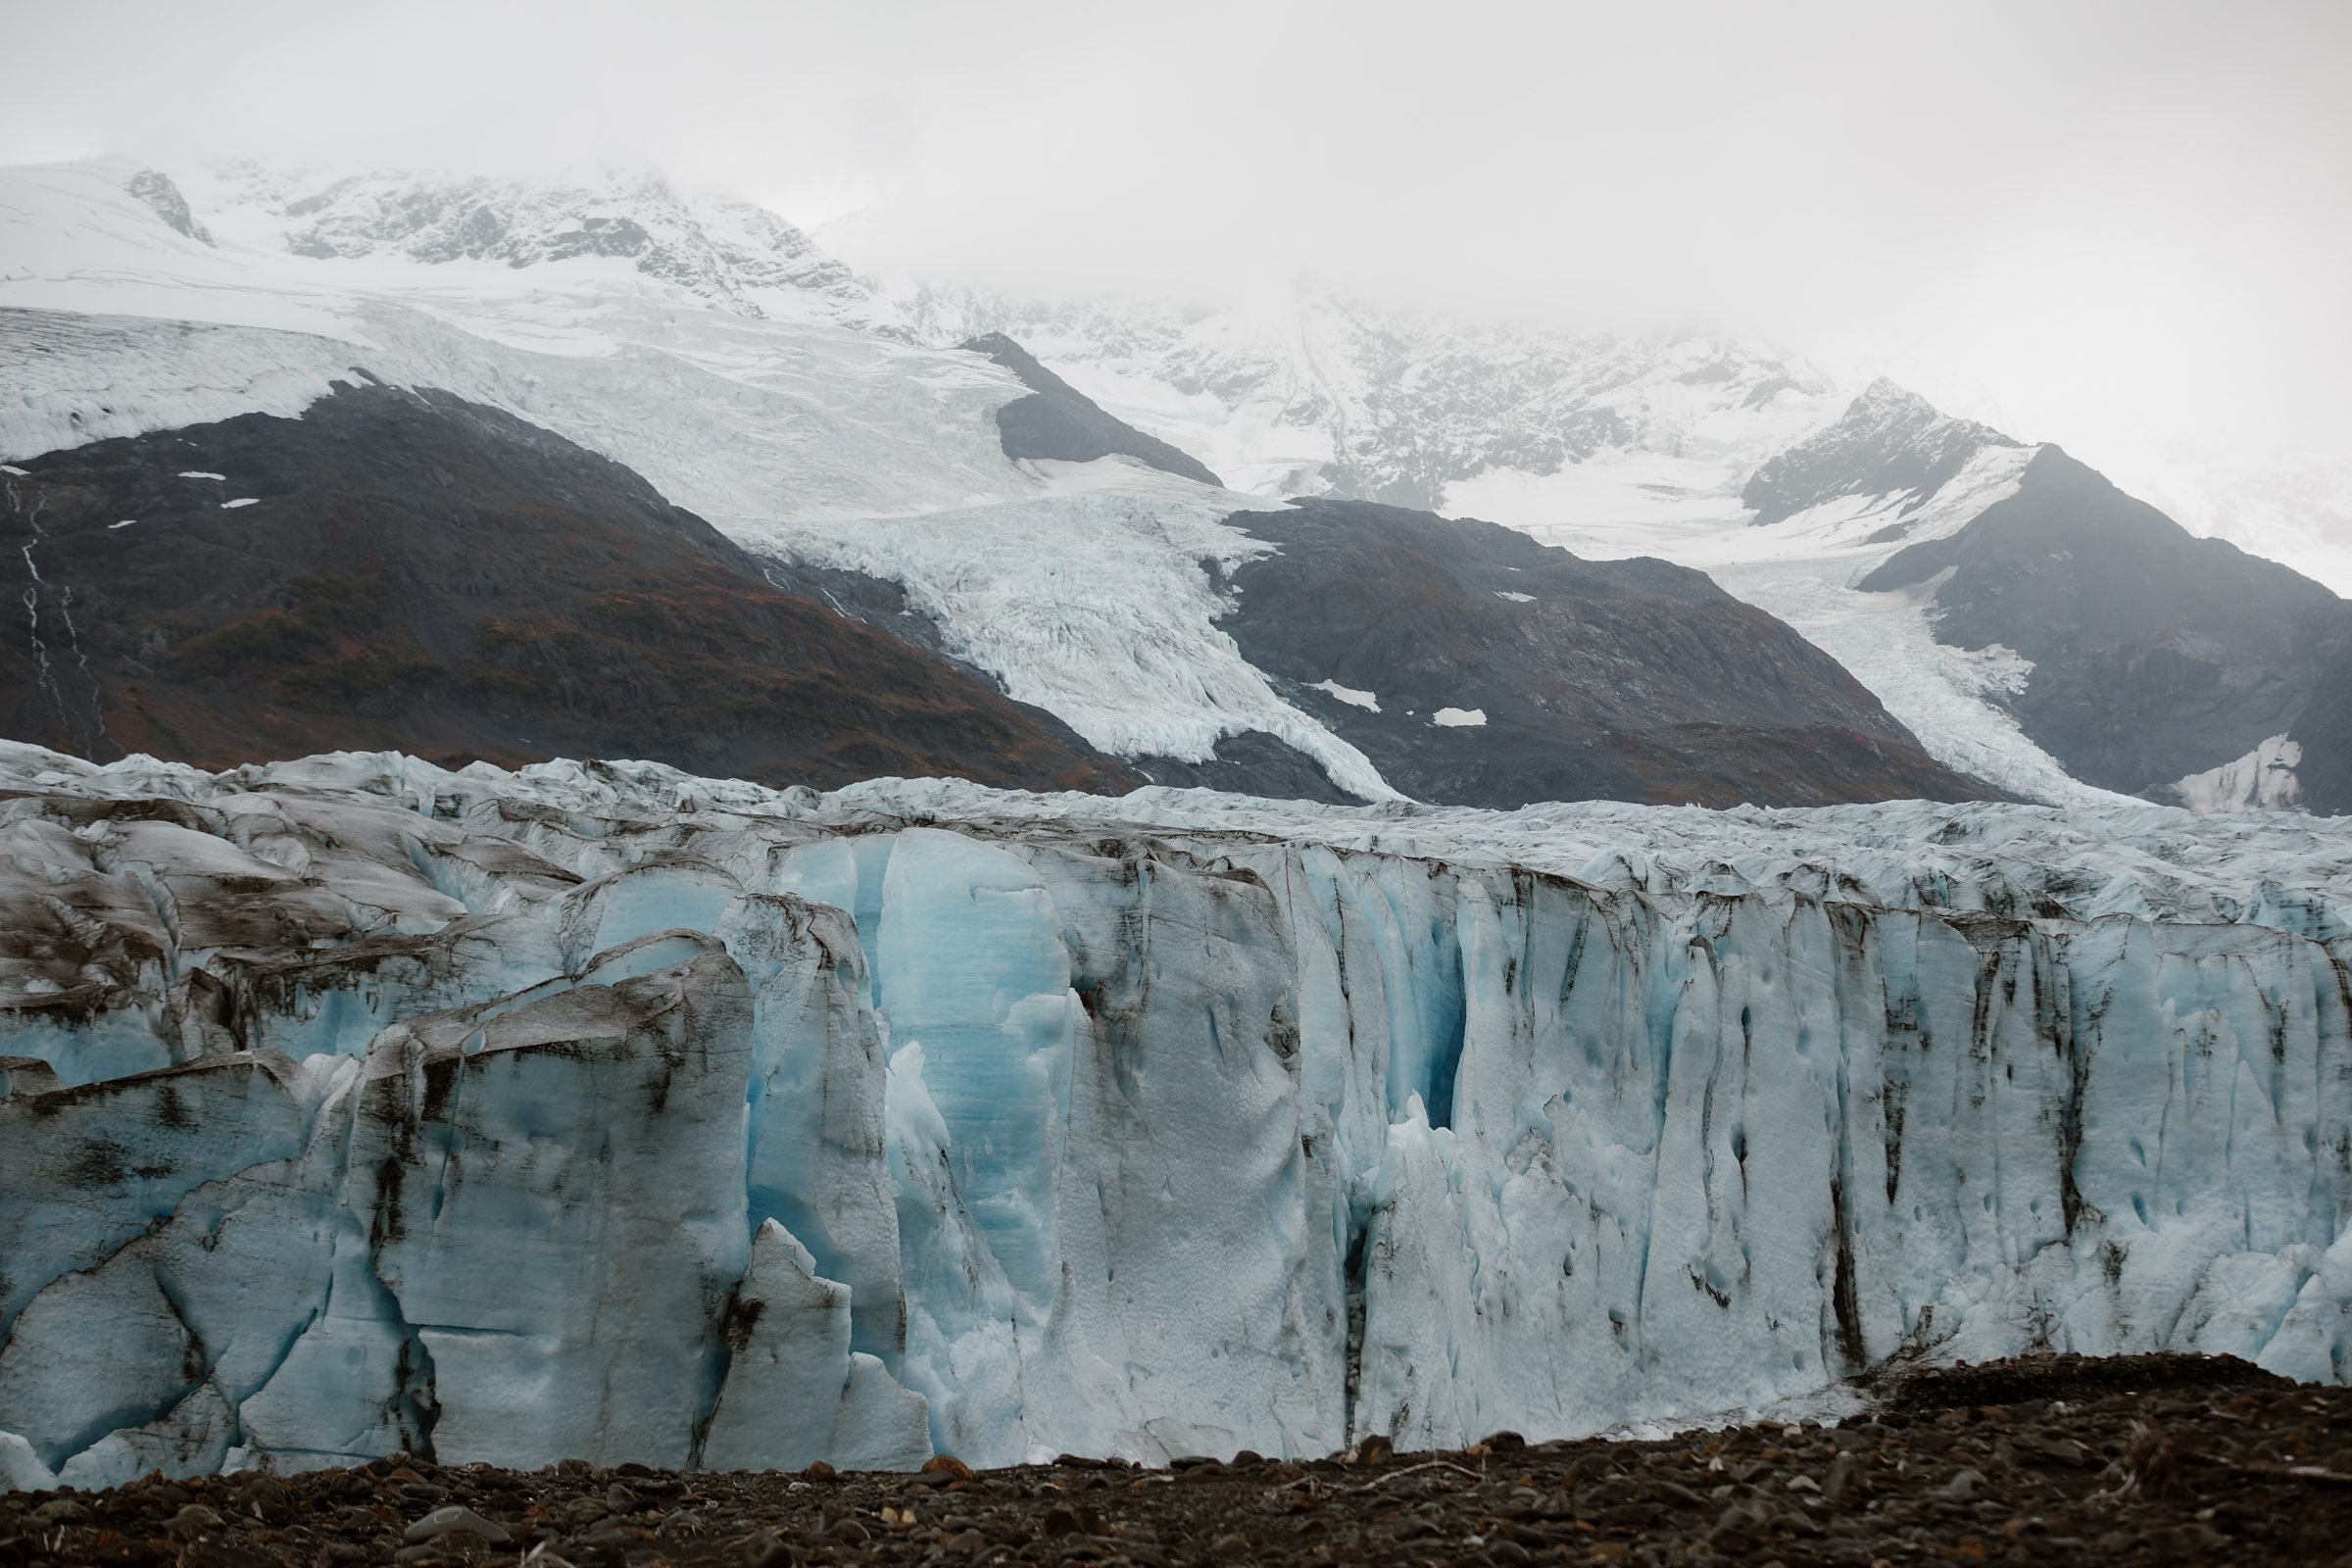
top-left (0, 745), bottom-right (2347, 1483)
top-left (2177, 735), bottom-right (2304, 814)
top-left (702, 1221), bottom-right (932, 1473)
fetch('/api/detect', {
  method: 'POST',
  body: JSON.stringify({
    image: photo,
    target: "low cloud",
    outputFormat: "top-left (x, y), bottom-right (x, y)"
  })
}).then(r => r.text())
top-left (7, 0), bottom-right (2347, 538)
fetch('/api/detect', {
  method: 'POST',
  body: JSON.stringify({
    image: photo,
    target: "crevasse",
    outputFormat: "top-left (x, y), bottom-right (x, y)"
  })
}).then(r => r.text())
top-left (0, 749), bottom-right (2347, 1487)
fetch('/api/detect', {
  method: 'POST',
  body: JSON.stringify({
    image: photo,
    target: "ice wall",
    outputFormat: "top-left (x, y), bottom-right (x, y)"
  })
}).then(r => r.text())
top-left (1, 747), bottom-right (2348, 1483)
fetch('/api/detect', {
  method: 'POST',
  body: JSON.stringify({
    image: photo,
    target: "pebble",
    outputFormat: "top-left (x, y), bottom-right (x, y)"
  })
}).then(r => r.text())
top-left (1937, 1466), bottom-right (1988, 1500)
top-left (167, 1503), bottom-right (223, 1540)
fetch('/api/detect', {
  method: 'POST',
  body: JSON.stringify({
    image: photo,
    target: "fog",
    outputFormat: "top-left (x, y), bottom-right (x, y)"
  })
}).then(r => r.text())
top-left (6, 0), bottom-right (2346, 552)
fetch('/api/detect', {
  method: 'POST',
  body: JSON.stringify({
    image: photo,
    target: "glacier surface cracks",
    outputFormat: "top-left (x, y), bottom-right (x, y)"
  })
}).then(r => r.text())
top-left (1, 746), bottom-right (2350, 1487)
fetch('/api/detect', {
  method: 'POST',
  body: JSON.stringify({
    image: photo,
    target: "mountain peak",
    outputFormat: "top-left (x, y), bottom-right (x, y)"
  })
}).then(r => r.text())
top-left (1851, 375), bottom-right (1938, 414)
top-left (1741, 379), bottom-right (2022, 525)
top-left (184, 163), bottom-right (903, 334)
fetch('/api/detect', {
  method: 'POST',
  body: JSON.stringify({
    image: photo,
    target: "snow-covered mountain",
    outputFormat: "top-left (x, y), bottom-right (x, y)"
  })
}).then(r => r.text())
top-left (898, 283), bottom-right (1840, 510)
top-left (0, 379), bottom-right (1132, 792)
top-left (901, 284), bottom-right (2352, 813)
top-left (3, 156), bottom-right (2346, 815)
top-left (0, 159), bottom-right (1991, 810)
top-left (191, 163), bottom-right (902, 332)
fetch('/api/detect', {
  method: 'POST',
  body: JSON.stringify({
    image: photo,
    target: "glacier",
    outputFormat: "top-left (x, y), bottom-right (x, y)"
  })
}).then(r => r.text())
top-left (1, 743), bottom-right (2349, 1486)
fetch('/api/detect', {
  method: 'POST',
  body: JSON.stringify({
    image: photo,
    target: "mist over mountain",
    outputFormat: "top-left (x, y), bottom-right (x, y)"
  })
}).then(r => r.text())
top-left (5, 0), bottom-right (2345, 584)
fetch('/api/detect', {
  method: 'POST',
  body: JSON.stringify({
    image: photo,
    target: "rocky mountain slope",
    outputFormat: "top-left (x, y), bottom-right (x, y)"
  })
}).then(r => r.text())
top-left (1858, 443), bottom-right (2352, 803)
top-left (1218, 497), bottom-right (1992, 807)
top-left (0, 381), bottom-right (1133, 791)
top-left (1740, 378), bottom-right (2022, 526)
top-left (904, 286), bottom-right (2352, 816)
top-left (960, 333), bottom-right (1221, 485)
top-left (1459, 374), bottom-right (2352, 814)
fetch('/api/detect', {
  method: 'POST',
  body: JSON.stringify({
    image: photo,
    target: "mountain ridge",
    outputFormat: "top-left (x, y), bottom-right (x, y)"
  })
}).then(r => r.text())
top-left (0, 380), bottom-right (1138, 793)
top-left (4, 156), bottom-right (2344, 813)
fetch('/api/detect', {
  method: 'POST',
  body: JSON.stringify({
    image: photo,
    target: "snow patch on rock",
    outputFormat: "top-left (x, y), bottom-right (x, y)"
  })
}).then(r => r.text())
top-left (1307, 679), bottom-right (1380, 712)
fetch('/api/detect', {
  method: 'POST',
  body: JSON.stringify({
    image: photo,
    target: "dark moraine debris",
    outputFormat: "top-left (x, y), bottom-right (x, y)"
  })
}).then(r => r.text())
top-left (962, 332), bottom-right (1224, 487)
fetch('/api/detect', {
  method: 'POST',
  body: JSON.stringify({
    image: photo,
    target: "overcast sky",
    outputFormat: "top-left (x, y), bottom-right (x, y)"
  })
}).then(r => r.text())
top-left (6, 0), bottom-right (2346, 516)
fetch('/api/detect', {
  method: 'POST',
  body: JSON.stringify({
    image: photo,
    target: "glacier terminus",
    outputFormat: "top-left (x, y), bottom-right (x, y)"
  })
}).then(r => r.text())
top-left (0, 744), bottom-right (2347, 1487)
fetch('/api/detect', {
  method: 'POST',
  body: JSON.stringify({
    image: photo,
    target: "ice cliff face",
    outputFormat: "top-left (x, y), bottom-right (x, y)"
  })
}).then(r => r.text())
top-left (2, 746), bottom-right (2349, 1485)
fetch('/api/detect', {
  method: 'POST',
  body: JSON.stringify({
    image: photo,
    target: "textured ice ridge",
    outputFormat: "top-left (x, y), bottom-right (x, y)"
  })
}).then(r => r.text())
top-left (1, 744), bottom-right (2348, 1487)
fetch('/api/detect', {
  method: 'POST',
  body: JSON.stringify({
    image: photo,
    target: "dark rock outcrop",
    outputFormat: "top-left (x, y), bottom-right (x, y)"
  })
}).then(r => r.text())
top-left (1859, 446), bottom-right (2352, 802)
top-left (0, 383), bottom-right (1140, 793)
top-left (1217, 497), bottom-right (2003, 808)
top-left (123, 171), bottom-right (211, 246)
top-left (2282, 644), bottom-right (2352, 816)
top-left (1128, 730), bottom-right (1363, 805)
top-left (962, 333), bottom-right (1223, 487)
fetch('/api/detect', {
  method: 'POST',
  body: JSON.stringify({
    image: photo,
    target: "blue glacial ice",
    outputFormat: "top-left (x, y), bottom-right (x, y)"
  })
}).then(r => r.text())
top-left (1, 743), bottom-right (2349, 1483)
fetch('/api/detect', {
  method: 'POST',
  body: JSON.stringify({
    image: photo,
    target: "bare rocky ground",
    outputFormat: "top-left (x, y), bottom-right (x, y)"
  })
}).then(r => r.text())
top-left (5, 1354), bottom-right (2347, 1568)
